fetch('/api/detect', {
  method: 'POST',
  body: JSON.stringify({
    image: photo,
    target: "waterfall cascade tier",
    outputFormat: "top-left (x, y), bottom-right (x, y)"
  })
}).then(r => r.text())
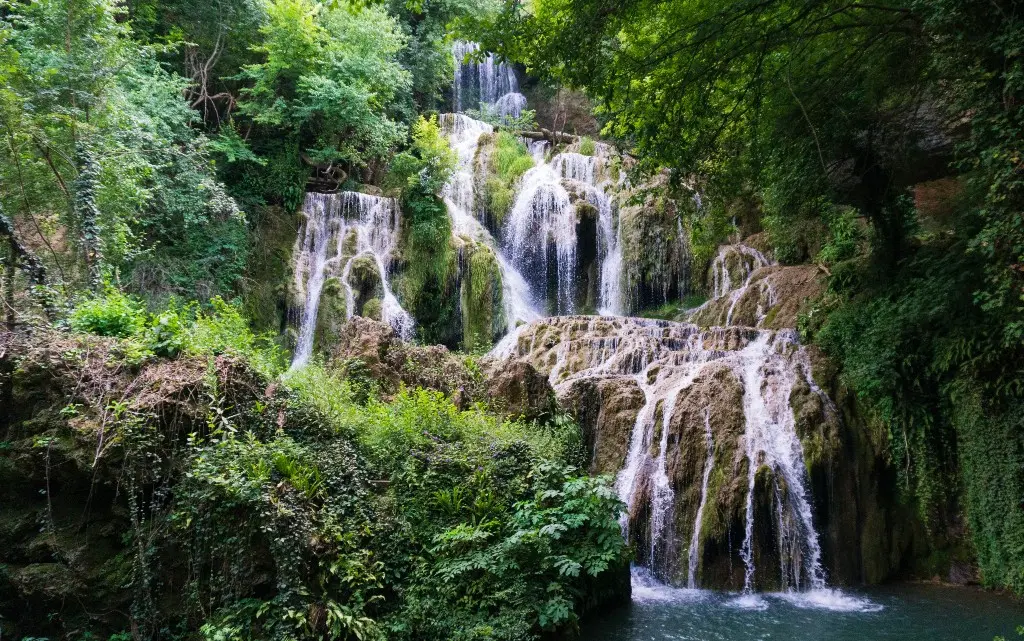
top-left (452, 41), bottom-right (526, 121)
top-left (447, 42), bottom-right (634, 320)
top-left (440, 113), bottom-right (541, 332)
top-left (490, 315), bottom-right (838, 591)
top-left (291, 192), bottom-right (413, 368)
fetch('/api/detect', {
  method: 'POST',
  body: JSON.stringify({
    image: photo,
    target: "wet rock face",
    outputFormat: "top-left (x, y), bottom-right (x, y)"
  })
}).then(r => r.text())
top-left (491, 315), bottom-right (888, 591)
top-left (689, 244), bottom-right (825, 331)
top-left (620, 183), bottom-right (689, 311)
top-left (560, 377), bottom-right (645, 475)
top-left (662, 365), bottom-right (749, 589)
top-left (481, 359), bottom-right (558, 423)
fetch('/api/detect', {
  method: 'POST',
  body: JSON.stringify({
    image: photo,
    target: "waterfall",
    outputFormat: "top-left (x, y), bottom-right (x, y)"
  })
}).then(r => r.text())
top-left (452, 41), bottom-right (525, 120)
top-left (503, 150), bottom-right (626, 316)
top-left (449, 43), bottom-right (626, 321)
top-left (291, 192), bottom-right (414, 368)
top-left (490, 316), bottom-right (833, 591)
top-left (504, 159), bottom-right (579, 314)
top-left (439, 113), bottom-right (541, 331)
top-left (737, 330), bottom-right (826, 592)
top-left (687, 408), bottom-right (714, 588)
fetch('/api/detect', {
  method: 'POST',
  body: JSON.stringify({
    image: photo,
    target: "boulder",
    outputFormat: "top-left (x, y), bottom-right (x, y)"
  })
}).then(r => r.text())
top-left (559, 377), bottom-right (645, 474)
top-left (482, 359), bottom-right (557, 423)
top-left (330, 317), bottom-right (480, 402)
top-left (330, 318), bottom-right (557, 422)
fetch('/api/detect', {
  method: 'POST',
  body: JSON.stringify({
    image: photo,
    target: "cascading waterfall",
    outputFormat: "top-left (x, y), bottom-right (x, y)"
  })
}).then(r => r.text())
top-left (448, 43), bottom-right (626, 319)
top-left (503, 147), bottom-right (626, 315)
top-left (735, 330), bottom-right (826, 593)
top-left (687, 408), bottom-right (715, 589)
top-left (491, 313), bottom-right (835, 593)
top-left (452, 41), bottom-right (526, 121)
top-left (455, 42), bottom-right (835, 600)
top-left (439, 113), bottom-right (541, 331)
top-left (291, 192), bottom-right (414, 368)
top-left (504, 158), bottom-right (579, 314)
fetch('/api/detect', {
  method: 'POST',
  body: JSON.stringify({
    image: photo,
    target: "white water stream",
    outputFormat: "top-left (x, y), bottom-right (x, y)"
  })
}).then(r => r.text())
top-left (290, 192), bottom-right (414, 369)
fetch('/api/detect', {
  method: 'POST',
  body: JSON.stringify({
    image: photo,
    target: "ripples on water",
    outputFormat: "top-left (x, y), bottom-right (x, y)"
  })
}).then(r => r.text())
top-left (584, 568), bottom-right (1022, 641)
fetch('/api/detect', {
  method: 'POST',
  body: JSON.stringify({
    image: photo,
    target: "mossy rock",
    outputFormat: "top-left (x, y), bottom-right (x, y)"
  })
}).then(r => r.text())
top-left (460, 242), bottom-right (503, 351)
top-left (362, 297), bottom-right (383, 321)
top-left (242, 205), bottom-right (302, 341)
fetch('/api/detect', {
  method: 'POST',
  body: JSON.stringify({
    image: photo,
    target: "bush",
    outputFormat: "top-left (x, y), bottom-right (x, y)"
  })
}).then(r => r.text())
top-left (69, 288), bottom-right (149, 338)
top-left (492, 132), bottom-right (534, 184)
top-left (70, 290), bottom-right (284, 376)
top-left (578, 137), bottom-right (596, 156)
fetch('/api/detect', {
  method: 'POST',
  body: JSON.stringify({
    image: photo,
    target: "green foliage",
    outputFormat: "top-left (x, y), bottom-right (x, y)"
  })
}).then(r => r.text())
top-left (68, 290), bottom-right (284, 376)
top-left (233, 0), bottom-right (410, 194)
top-left (0, 0), bottom-right (247, 303)
top-left (178, 431), bottom-right (383, 641)
top-left (483, 132), bottom-right (533, 224)
top-left (462, 244), bottom-right (503, 351)
top-left (392, 116), bottom-right (459, 345)
top-left (159, 368), bottom-right (627, 641)
top-left (69, 287), bottom-right (149, 338)
top-left (492, 132), bottom-right (534, 183)
top-left (577, 137), bottom-right (596, 157)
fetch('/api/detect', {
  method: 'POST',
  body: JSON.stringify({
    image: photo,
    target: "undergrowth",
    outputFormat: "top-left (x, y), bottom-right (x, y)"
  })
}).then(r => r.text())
top-left (4, 311), bottom-right (629, 640)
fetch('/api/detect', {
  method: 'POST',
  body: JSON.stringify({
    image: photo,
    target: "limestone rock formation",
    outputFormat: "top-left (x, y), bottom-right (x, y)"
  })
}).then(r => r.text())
top-left (331, 317), bottom-right (556, 421)
top-left (488, 313), bottom-right (909, 590)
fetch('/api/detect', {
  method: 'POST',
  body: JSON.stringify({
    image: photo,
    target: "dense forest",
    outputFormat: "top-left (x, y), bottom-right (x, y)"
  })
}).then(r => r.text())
top-left (1, 0), bottom-right (1022, 639)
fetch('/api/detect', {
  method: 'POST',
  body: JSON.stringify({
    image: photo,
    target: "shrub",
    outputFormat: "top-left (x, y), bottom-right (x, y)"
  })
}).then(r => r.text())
top-left (492, 132), bottom-right (534, 184)
top-left (69, 288), bottom-right (148, 338)
top-left (578, 137), bottom-right (596, 156)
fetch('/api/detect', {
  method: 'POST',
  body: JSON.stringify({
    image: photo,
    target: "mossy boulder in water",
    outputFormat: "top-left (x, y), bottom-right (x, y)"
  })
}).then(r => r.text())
top-left (460, 240), bottom-right (504, 351)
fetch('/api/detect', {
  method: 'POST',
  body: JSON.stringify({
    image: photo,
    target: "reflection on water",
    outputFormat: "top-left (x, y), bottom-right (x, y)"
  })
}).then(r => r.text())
top-left (584, 569), bottom-right (1023, 641)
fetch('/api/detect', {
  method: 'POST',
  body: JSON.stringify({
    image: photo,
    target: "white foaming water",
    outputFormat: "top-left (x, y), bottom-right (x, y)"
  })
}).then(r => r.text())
top-left (489, 316), bottom-right (834, 594)
top-left (776, 588), bottom-right (884, 612)
top-left (687, 408), bottom-right (715, 588)
top-left (727, 593), bottom-right (770, 611)
top-left (452, 41), bottom-right (521, 116)
top-left (505, 157), bottom-right (579, 314)
top-left (291, 192), bottom-right (414, 369)
top-left (495, 92), bottom-right (527, 121)
top-left (631, 566), bottom-right (707, 604)
top-left (737, 330), bottom-right (826, 593)
top-left (440, 113), bottom-right (541, 331)
top-left (689, 243), bottom-right (777, 328)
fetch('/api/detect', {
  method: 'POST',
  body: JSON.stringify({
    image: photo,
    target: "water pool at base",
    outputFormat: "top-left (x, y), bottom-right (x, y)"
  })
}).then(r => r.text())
top-left (583, 572), bottom-right (1023, 641)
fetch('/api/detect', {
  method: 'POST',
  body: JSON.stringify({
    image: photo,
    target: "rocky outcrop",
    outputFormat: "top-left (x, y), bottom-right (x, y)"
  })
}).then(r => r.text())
top-left (0, 330), bottom-right (273, 639)
top-left (620, 176), bottom-right (690, 311)
top-left (559, 377), bottom-right (645, 475)
top-left (331, 317), bottom-right (556, 421)
top-left (481, 359), bottom-right (557, 423)
top-left (490, 314), bottom-right (919, 590)
top-left (330, 317), bottom-right (482, 400)
top-left (690, 264), bottom-right (825, 330)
